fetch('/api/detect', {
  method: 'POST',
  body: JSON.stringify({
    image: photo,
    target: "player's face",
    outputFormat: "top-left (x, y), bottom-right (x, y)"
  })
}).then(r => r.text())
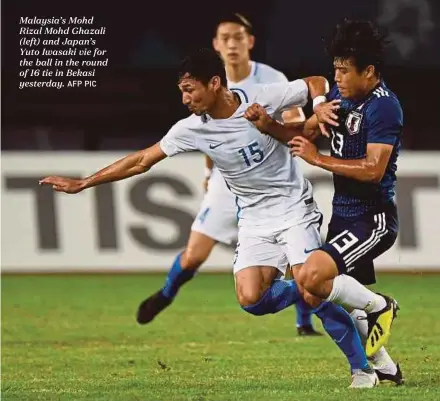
top-left (333, 58), bottom-right (374, 99)
top-left (213, 23), bottom-right (254, 66)
top-left (178, 75), bottom-right (219, 115)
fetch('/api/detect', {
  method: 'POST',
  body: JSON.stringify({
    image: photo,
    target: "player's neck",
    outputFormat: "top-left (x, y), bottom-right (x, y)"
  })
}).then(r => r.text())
top-left (207, 88), bottom-right (240, 119)
top-left (356, 78), bottom-right (381, 100)
top-left (226, 60), bottom-right (252, 83)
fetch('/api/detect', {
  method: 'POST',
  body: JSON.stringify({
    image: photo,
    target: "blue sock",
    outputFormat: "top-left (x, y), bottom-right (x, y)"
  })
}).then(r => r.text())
top-left (314, 302), bottom-right (369, 371)
top-left (242, 280), bottom-right (300, 316)
top-left (295, 301), bottom-right (313, 327)
top-left (161, 253), bottom-right (196, 300)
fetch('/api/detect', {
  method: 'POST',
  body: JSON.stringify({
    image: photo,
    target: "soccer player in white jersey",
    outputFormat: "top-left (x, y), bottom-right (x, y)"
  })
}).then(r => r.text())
top-left (40, 48), bottom-right (384, 387)
top-left (135, 13), bottom-right (319, 335)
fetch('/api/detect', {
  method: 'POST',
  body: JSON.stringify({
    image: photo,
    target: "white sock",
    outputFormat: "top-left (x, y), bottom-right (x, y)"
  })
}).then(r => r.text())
top-left (326, 275), bottom-right (386, 312)
top-left (350, 309), bottom-right (397, 375)
top-left (370, 348), bottom-right (398, 374)
top-left (349, 309), bottom-right (368, 347)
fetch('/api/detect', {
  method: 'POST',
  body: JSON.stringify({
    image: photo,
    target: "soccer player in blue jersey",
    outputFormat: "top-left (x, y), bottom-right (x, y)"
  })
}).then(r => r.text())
top-left (244, 19), bottom-right (403, 385)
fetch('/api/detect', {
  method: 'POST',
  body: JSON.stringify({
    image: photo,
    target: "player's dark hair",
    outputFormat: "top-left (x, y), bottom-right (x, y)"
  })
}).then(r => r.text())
top-left (215, 12), bottom-right (253, 35)
top-left (329, 19), bottom-right (388, 75)
top-left (178, 48), bottom-right (227, 87)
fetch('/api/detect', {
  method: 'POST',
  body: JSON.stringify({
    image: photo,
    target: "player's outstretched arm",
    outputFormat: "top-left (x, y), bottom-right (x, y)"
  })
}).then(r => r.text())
top-left (281, 106), bottom-right (305, 124)
top-left (301, 76), bottom-right (340, 136)
top-left (301, 76), bottom-right (329, 101)
top-left (249, 75), bottom-right (340, 139)
top-left (244, 103), bottom-right (299, 142)
top-left (295, 96), bottom-right (402, 182)
top-left (39, 143), bottom-right (167, 193)
top-left (290, 138), bottom-right (393, 183)
top-left (244, 104), bottom-right (322, 143)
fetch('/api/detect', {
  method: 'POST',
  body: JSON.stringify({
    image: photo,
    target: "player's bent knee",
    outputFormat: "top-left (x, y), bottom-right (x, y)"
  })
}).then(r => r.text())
top-left (295, 265), bottom-right (307, 288)
top-left (236, 286), bottom-right (263, 308)
top-left (302, 290), bottom-right (322, 309)
top-left (301, 255), bottom-right (325, 293)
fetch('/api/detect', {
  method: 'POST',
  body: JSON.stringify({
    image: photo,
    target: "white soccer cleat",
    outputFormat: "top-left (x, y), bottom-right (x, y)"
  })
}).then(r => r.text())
top-left (349, 369), bottom-right (379, 389)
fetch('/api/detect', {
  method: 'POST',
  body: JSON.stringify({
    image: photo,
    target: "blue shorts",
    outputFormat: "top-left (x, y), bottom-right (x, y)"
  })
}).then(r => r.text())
top-left (320, 201), bottom-right (398, 285)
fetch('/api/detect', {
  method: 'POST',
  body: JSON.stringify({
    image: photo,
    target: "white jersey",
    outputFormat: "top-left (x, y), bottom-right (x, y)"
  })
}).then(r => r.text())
top-left (160, 80), bottom-right (315, 230)
top-left (227, 60), bottom-right (288, 91)
top-left (208, 61), bottom-right (289, 199)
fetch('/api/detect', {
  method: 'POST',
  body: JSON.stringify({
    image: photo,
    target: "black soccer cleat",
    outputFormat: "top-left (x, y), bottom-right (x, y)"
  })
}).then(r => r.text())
top-left (297, 325), bottom-right (323, 336)
top-left (136, 290), bottom-right (172, 325)
top-left (375, 363), bottom-right (404, 386)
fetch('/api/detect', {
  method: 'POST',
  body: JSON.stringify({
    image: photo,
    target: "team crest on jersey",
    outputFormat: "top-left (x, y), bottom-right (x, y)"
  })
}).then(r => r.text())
top-left (345, 111), bottom-right (363, 135)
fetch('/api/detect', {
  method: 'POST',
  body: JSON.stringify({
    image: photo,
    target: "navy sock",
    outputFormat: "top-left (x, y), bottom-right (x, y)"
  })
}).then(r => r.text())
top-left (314, 302), bottom-right (369, 371)
top-left (242, 280), bottom-right (300, 316)
top-left (295, 301), bottom-right (313, 327)
top-left (161, 253), bottom-right (196, 300)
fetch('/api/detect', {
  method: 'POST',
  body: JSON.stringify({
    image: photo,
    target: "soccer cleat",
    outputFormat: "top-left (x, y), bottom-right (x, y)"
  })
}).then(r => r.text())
top-left (349, 367), bottom-right (379, 388)
top-left (136, 290), bottom-right (172, 325)
top-left (365, 294), bottom-right (399, 357)
top-left (297, 325), bottom-right (323, 336)
top-left (375, 363), bottom-right (404, 386)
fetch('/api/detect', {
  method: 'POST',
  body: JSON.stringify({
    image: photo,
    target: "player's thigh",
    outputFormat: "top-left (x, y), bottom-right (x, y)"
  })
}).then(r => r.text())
top-left (321, 206), bottom-right (398, 283)
top-left (191, 192), bottom-right (238, 246)
top-left (233, 229), bottom-right (288, 276)
top-left (234, 229), bottom-right (287, 305)
top-left (277, 210), bottom-right (323, 267)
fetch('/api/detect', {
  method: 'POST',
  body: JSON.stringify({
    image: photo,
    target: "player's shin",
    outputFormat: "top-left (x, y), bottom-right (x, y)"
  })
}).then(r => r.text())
top-left (242, 280), bottom-right (300, 315)
top-left (314, 302), bottom-right (369, 371)
top-left (326, 275), bottom-right (386, 312)
top-left (161, 253), bottom-right (197, 300)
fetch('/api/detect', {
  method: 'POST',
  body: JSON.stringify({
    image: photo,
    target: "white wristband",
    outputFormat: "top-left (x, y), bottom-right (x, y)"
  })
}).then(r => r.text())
top-left (204, 167), bottom-right (212, 178)
top-left (313, 95), bottom-right (327, 111)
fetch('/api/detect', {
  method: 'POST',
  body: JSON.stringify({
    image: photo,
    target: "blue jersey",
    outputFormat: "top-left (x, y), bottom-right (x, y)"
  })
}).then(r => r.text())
top-left (326, 81), bottom-right (403, 218)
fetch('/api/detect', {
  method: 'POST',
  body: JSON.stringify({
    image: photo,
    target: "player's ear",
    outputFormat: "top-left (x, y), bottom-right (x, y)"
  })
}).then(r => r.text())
top-left (365, 65), bottom-right (375, 79)
top-left (248, 34), bottom-right (255, 51)
top-left (213, 37), bottom-right (220, 52)
top-left (210, 76), bottom-right (221, 91)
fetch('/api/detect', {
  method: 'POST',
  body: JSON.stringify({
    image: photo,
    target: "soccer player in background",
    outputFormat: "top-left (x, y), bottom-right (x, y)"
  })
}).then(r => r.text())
top-left (135, 13), bottom-right (320, 336)
top-left (245, 19), bottom-right (403, 385)
top-left (40, 48), bottom-right (386, 387)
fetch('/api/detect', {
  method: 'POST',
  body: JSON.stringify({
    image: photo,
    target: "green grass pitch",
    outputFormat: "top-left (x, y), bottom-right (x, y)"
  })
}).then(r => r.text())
top-left (2, 273), bottom-right (440, 400)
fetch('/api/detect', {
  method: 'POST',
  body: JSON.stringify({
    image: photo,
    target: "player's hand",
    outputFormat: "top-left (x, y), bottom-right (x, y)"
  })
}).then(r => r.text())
top-left (289, 136), bottom-right (319, 165)
top-left (39, 176), bottom-right (86, 194)
top-left (244, 103), bottom-right (273, 133)
top-left (314, 99), bottom-right (340, 137)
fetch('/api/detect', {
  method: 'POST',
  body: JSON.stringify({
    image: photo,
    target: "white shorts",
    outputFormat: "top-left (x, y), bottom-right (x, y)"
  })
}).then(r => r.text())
top-left (191, 170), bottom-right (238, 245)
top-left (233, 209), bottom-right (323, 275)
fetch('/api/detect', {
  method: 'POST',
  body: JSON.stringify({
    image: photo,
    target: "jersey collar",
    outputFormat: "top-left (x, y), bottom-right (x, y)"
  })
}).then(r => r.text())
top-left (230, 88), bottom-right (248, 104)
top-left (200, 89), bottom-right (247, 123)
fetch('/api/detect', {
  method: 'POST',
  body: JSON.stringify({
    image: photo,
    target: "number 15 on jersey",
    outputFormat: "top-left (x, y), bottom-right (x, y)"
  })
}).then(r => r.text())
top-left (238, 141), bottom-right (264, 167)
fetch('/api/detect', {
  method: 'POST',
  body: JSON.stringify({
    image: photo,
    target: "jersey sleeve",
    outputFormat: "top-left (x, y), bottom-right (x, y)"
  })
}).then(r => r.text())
top-left (366, 97), bottom-right (403, 145)
top-left (266, 69), bottom-right (288, 84)
top-left (255, 79), bottom-right (308, 114)
top-left (159, 119), bottom-right (197, 157)
top-left (256, 62), bottom-right (288, 84)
